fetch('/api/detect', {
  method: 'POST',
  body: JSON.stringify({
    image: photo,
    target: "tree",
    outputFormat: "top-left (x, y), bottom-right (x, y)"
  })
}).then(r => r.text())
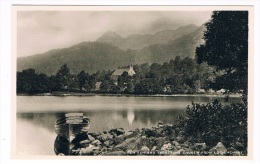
top-left (17, 68), bottom-right (50, 94)
top-left (118, 71), bottom-right (129, 92)
top-left (196, 11), bottom-right (248, 94)
top-left (55, 64), bottom-right (72, 92)
top-left (100, 80), bottom-right (119, 93)
top-left (77, 70), bottom-right (89, 91)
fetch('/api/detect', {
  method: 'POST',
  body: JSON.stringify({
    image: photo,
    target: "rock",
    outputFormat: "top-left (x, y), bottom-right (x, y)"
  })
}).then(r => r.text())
top-left (88, 133), bottom-right (99, 138)
top-left (117, 134), bottom-right (125, 139)
top-left (140, 145), bottom-right (150, 152)
top-left (78, 139), bottom-right (90, 148)
top-left (155, 137), bottom-right (167, 148)
top-left (177, 149), bottom-right (185, 155)
top-left (93, 150), bottom-right (102, 155)
top-left (143, 129), bottom-right (157, 138)
top-left (169, 133), bottom-right (176, 141)
top-left (109, 128), bottom-right (125, 136)
top-left (157, 122), bottom-right (164, 128)
top-left (172, 141), bottom-right (180, 147)
top-left (125, 137), bottom-right (137, 144)
top-left (79, 147), bottom-right (94, 155)
top-left (115, 142), bottom-right (128, 150)
top-left (125, 131), bottom-right (138, 140)
top-left (99, 133), bottom-right (113, 141)
top-left (193, 143), bottom-right (207, 150)
top-left (88, 135), bottom-right (95, 142)
top-left (91, 146), bottom-right (100, 151)
top-left (113, 136), bottom-right (124, 145)
top-left (133, 137), bottom-right (142, 149)
top-left (80, 140), bottom-right (91, 144)
top-left (178, 130), bottom-right (185, 136)
top-left (92, 139), bottom-right (101, 146)
top-left (115, 137), bottom-right (136, 151)
top-left (117, 128), bottom-right (125, 134)
top-left (126, 142), bottom-right (137, 150)
top-left (161, 143), bottom-right (173, 151)
top-left (174, 136), bottom-right (185, 143)
top-left (209, 142), bottom-right (227, 155)
top-left (104, 140), bottom-right (110, 147)
top-left (101, 147), bottom-right (108, 153)
top-left (151, 146), bottom-right (158, 151)
top-left (58, 153), bottom-right (65, 156)
top-left (181, 144), bottom-right (190, 149)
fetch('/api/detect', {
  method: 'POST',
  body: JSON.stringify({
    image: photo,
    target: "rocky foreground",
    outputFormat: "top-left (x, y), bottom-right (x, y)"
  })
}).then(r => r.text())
top-left (59, 122), bottom-right (246, 156)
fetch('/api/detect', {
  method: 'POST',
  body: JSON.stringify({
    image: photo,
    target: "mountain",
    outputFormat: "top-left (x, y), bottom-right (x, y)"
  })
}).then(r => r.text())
top-left (139, 25), bottom-right (206, 63)
top-left (17, 42), bottom-right (139, 75)
top-left (96, 24), bottom-right (199, 50)
top-left (17, 25), bottom-right (206, 75)
top-left (96, 30), bottom-right (123, 44)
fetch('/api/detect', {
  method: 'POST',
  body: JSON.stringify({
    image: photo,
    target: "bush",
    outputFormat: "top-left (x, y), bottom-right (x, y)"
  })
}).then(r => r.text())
top-left (184, 99), bottom-right (247, 152)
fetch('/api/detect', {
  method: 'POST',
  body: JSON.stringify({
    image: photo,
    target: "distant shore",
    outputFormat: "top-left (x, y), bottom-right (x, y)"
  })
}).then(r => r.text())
top-left (17, 92), bottom-right (242, 98)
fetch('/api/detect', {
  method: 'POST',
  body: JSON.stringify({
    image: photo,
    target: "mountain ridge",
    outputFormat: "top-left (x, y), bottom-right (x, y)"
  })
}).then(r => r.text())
top-left (96, 24), bottom-right (199, 50)
top-left (17, 24), bottom-right (205, 76)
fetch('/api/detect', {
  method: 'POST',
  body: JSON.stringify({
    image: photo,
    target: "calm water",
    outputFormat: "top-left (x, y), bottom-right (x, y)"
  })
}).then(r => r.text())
top-left (16, 95), bottom-right (241, 156)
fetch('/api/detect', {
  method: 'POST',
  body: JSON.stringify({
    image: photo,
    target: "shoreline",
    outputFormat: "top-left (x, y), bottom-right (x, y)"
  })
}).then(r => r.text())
top-left (16, 92), bottom-right (242, 98)
top-left (55, 122), bottom-right (246, 156)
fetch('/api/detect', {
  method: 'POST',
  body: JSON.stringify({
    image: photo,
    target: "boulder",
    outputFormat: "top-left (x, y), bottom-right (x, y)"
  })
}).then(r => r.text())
top-left (115, 142), bottom-right (128, 151)
top-left (209, 142), bottom-right (227, 155)
top-left (58, 153), bottom-right (65, 156)
top-left (104, 140), bottom-right (110, 147)
top-left (193, 143), bottom-right (207, 150)
top-left (174, 136), bottom-right (185, 143)
top-left (80, 140), bottom-right (91, 144)
top-left (151, 146), bottom-right (158, 151)
top-left (109, 128), bottom-right (125, 136)
top-left (126, 142), bottom-right (137, 150)
top-left (117, 134), bottom-right (125, 139)
top-left (100, 133), bottom-right (113, 141)
top-left (92, 139), bottom-right (101, 146)
top-left (140, 145), bottom-right (150, 152)
top-left (172, 141), bottom-right (180, 147)
top-left (88, 133), bottom-right (99, 138)
top-left (157, 122), bottom-right (164, 128)
top-left (143, 129), bottom-right (157, 138)
top-left (161, 143), bottom-right (173, 151)
top-left (101, 147), bottom-right (108, 153)
top-left (113, 136), bottom-right (124, 145)
top-left (79, 147), bottom-right (94, 155)
top-left (88, 135), bottom-right (95, 142)
top-left (155, 137), bottom-right (167, 148)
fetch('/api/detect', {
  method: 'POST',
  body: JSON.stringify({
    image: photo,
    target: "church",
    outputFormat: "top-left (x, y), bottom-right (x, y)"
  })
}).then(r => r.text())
top-left (111, 65), bottom-right (135, 85)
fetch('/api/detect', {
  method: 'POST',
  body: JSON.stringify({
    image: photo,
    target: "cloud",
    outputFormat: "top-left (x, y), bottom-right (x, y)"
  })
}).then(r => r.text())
top-left (17, 11), bottom-right (212, 57)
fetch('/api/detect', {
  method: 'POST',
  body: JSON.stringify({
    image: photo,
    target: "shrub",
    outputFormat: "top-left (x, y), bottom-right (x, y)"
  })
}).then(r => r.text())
top-left (184, 99), bottom-right (247, 152)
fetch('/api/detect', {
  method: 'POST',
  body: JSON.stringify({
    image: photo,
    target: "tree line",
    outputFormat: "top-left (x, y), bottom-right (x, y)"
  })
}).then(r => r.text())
top-left (16, 56), bottom-right (220, 95)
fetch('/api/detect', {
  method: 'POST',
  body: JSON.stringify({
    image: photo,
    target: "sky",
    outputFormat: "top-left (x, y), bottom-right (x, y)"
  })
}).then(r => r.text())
top-left (17, 11), bottom-right (212, 57)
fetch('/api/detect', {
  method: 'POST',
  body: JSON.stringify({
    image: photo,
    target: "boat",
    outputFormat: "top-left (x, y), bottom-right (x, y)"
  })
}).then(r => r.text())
top-left (54, 113), bottom-right (90, 155)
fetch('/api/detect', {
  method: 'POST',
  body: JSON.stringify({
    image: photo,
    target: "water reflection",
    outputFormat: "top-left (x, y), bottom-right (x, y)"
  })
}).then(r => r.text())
top-left (17, 108), bottom-right (186, 135)
top-left (127, 110), bottom-right (135, 126)
top-left (16, 95), bottom-right (241, 155)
